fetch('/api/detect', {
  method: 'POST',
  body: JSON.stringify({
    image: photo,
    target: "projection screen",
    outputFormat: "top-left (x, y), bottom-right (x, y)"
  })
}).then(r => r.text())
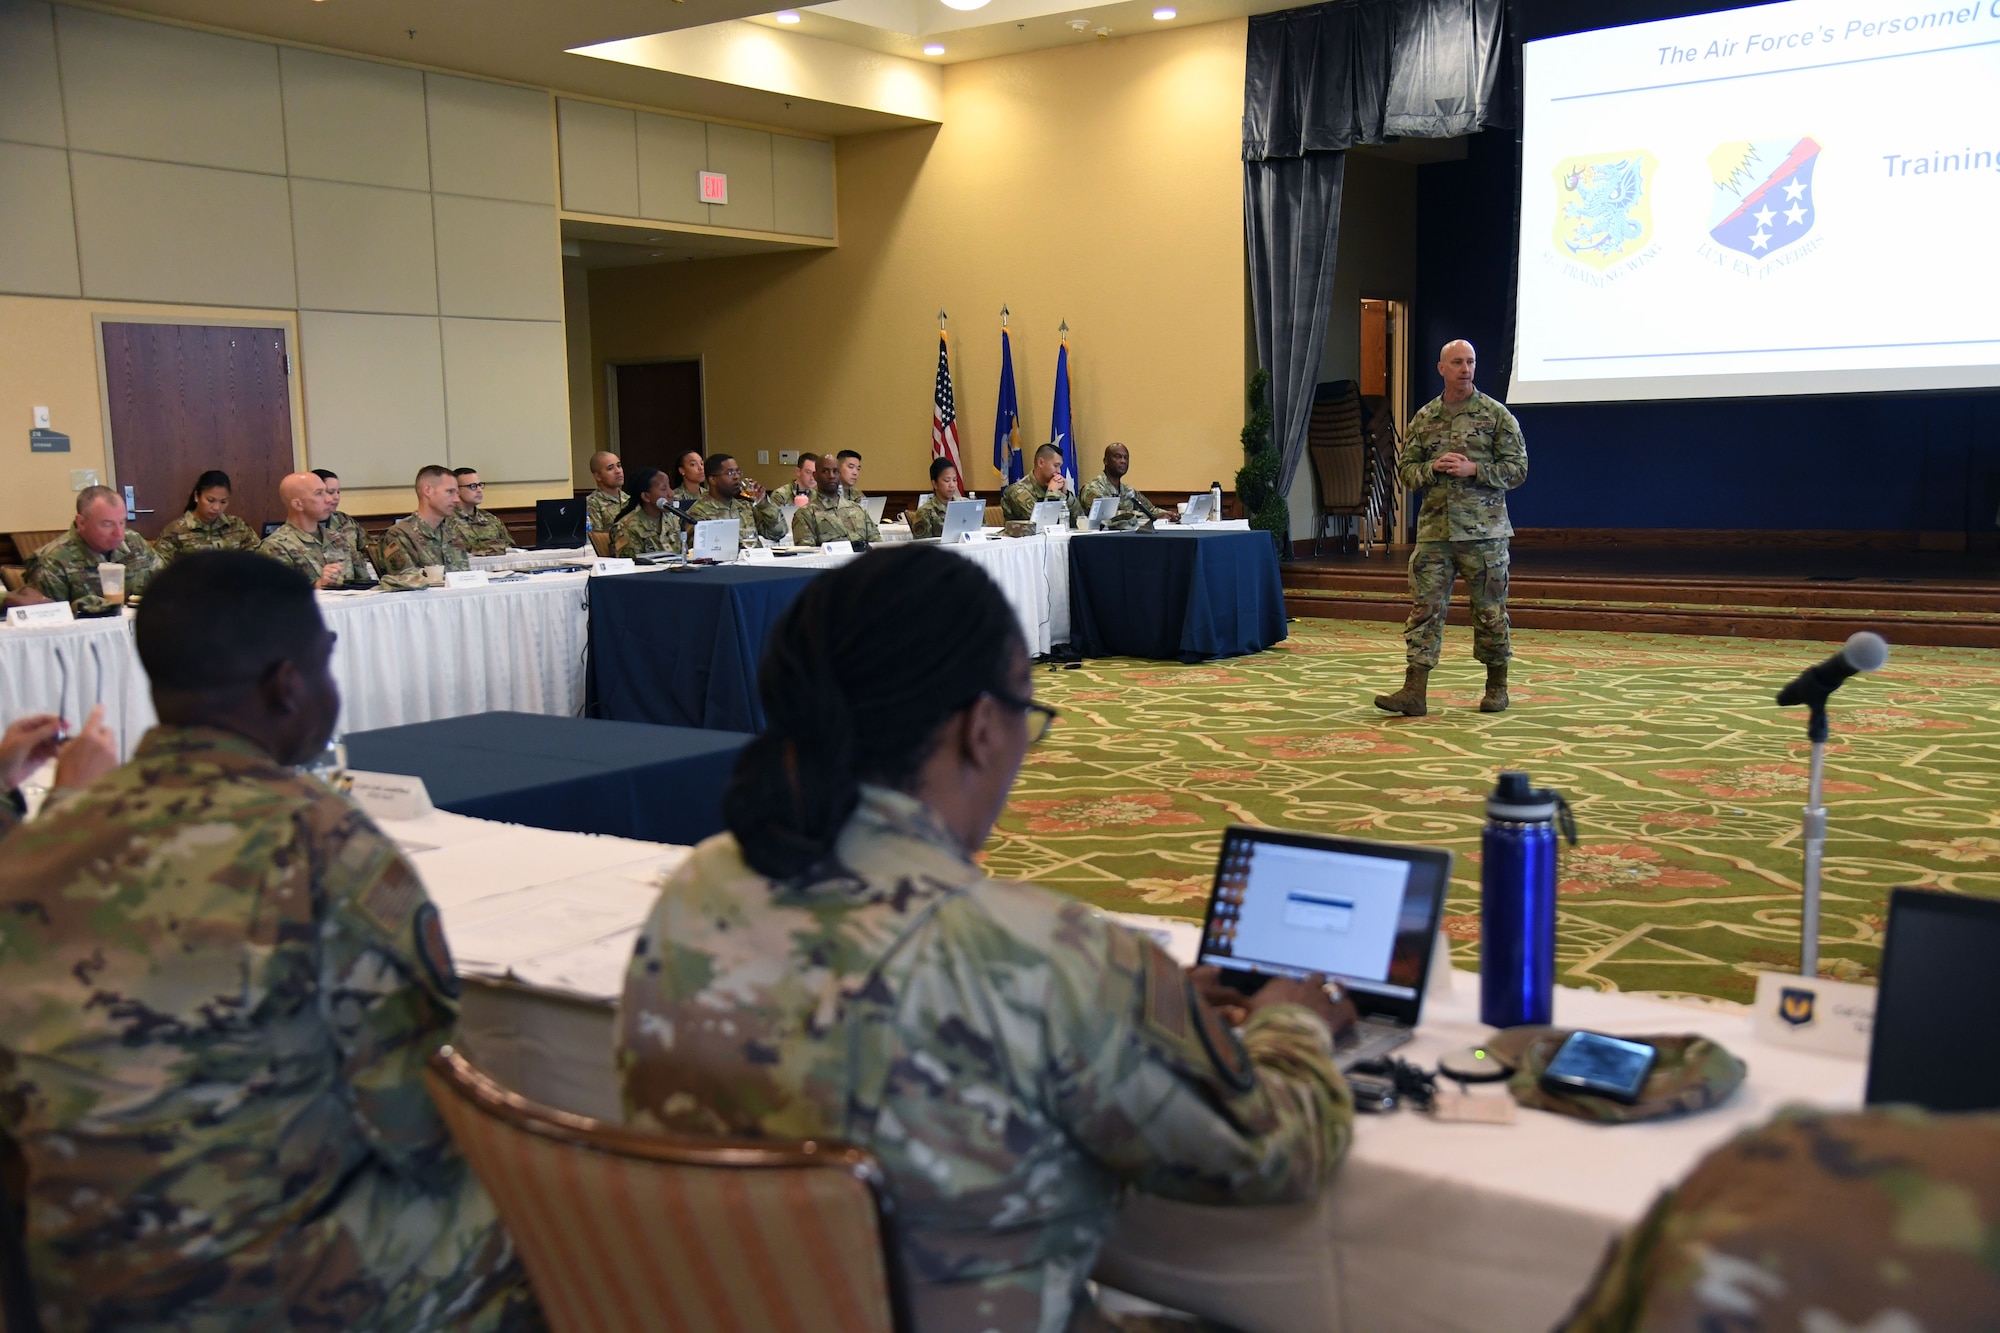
top-left (1511, 0), bottom-right (2000, 404)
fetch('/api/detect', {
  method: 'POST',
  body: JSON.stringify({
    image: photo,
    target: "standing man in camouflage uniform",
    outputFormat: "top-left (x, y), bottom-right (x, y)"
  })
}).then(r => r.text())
top-left (1002, 443), bottom-right (1086, 525)
top-left (1080, 442), bottom-right (1165, 531)
top-left (450, 467), bottom-right (514, 555)
top-left (378, 464), bottom-right (471, 583)
top-left (0, 553), bottom-right (537, 1330)
top-left (261, 471), bottom-right (356, 588)
top-left (1374, 339), bottom-right (1528, 716)
top-left (584, 451), bottom-right (627, 540)
top-left (791, 452), bottom-right (882, 546)
top-left (23, 485), bottom-right (162, 615)
top-left (688, 453), bottom-right (787, 546)
top-left (620, 546), bottom-right (1353, 1333)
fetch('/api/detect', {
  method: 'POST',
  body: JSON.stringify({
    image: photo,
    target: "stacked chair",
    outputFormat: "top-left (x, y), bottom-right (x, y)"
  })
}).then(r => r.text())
top-left (1306, 380), bottom-right (1396, 556)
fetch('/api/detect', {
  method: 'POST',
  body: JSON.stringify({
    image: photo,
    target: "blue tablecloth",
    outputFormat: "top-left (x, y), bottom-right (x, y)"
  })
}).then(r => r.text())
top-left (1067, 529), bottom-right (1287, 661)
top-left (343, 711), bottom-right (751, 845)
top-left (586, 565), bottom-right (821, 732)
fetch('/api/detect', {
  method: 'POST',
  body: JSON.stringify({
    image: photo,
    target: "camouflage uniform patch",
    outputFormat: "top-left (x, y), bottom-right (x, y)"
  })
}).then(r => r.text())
top-left (908, 494), bottom-right (950, 539)
top-left (618, 785), bottom-right (1352, 1333)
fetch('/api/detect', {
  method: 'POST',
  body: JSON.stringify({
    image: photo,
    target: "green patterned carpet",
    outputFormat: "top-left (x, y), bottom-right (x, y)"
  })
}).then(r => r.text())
top-left (982, 619), bottom-right (2000, 1003)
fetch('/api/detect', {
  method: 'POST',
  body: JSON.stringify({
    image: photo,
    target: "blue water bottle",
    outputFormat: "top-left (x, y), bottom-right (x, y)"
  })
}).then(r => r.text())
top-left (1480, 770), bottom-right (1576, 1029)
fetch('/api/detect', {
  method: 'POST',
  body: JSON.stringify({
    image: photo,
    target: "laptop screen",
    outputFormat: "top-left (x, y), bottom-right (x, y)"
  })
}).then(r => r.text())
top-left (1866, 887), bottom-right (2000, 1111)
top-left (1197, 825), bottom-right (1452, 1020)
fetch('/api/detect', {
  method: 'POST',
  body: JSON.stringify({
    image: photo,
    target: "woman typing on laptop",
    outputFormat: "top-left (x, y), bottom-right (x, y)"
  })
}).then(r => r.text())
top-left (617, 546), bottom-right (1357, 1333)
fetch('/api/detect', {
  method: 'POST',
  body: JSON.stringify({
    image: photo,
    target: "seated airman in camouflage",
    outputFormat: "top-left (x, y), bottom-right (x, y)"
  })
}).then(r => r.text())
top-left (584, 451), bottom-right (627, 540)
top-left (687, 452), bottom-right (788, 546)
top-left (610, 466), bottom-right (685, 558)
top-left (1559, 1105), bottom-right (2000, 1332)
top-left (1001, 442), bottom-right (1086, 526)
top-left (152, 469), bottom-right (261, 563)
top-left (908, 456), bottom-right (965, 539)
top-left (619, 546), bottom-right (1355, 1333)
top-left (22, 485), bottom-right (161, 615)
top-left (450, 467), bottom-right (514, 555)
top-left (1079, 443), bottom-right (1166, 531)
top-left (312, 468), bottom-right (376, 571)
top-left (378, 464), bottom-right (472, 587)
top-left (790, 452), bottom-right (882, 546)
top-left (261, 471), bottom-right (359, 588)
top-left (758, 453), bottom-right (817, 535)
top-left (673, 448), bottom-right (706, 506)
top-left (0, 552), bottom-right (539, 1330)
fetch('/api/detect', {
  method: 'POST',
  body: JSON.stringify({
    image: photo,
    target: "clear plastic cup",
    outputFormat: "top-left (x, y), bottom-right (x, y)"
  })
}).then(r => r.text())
top-left (423, 564), bottom-right (445, 585)
top-left (97, 562), bottom-right (125, 605)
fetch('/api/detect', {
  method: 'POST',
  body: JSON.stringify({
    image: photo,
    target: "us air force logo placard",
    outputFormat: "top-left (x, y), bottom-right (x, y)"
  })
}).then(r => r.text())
top-left (1708, 137), bottom-right (1820, 259)
top-left (1778, 986), bottom-right (1816, 1028)
top-left (1553, 151), bottom-right (1658, 270)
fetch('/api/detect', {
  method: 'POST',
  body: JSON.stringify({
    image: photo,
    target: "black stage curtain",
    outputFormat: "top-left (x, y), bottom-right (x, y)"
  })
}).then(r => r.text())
top-left (1243, 0), bottom-right (1505, 502)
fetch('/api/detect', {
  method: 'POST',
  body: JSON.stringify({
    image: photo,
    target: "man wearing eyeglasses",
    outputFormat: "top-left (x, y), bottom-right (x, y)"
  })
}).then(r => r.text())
top-left (448, 468), bottom-right (513, 556)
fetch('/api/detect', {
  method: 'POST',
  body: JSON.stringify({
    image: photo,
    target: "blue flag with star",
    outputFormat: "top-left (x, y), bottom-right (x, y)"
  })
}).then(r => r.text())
top-left (994, 325), bottom-right (1023, 483)
top-left (1050, 338), bottom-right (1078, 489)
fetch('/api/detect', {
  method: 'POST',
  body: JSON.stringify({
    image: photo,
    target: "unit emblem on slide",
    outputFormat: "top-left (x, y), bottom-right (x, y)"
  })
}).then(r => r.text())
top-left (1708, 137), bottom-right (1820, 258)
top-left (1553, 150), bottom-right (1656, 269)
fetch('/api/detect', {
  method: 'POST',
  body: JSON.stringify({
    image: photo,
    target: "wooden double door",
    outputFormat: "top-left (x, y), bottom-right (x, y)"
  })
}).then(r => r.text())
top-left (101, 322), bottom-right (295, 541)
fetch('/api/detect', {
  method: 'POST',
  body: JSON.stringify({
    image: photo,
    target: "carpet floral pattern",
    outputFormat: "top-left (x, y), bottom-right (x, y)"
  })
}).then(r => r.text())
top-left (982, 619), bottom-right (2000, 1003)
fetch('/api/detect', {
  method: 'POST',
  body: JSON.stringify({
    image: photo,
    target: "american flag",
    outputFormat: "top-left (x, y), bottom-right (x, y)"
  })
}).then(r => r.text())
top-left (931, 332), bottom-right (964, 481)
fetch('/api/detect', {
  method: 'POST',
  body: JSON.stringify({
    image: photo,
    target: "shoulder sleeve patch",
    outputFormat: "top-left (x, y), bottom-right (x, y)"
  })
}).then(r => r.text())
top-left (1139, 939), bottom-right (1188, 1042)
top-left (413, 901), bottom-right (460, 998)
top-left (1194, 992), bottom-right (1257, 1095)
top-left (356, 856), bottom-right (423, 935)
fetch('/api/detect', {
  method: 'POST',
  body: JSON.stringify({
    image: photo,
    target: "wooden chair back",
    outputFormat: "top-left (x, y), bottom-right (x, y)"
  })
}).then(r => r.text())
top-left (588, 530), bottom-right (612, 557)
top-left (9, 533), bottom-right (64, 566)
top-left (425, 1046), bottom-right (910, 1333)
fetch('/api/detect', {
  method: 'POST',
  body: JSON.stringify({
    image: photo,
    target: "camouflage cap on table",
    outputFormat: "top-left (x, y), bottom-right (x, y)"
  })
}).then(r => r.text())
top-left (1488, 1026), bottom-right (1746, 1124)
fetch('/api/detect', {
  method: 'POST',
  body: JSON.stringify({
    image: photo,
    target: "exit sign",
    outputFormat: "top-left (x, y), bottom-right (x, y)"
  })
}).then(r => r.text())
top-left (698, 171), bottom-right (728, 204)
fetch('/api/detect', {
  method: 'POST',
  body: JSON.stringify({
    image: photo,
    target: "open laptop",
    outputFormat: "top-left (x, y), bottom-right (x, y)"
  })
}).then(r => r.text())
top-left (1182, 493), bottom-right (1213, 524)
top-left (1866, 887), bottom-right (2000, 1111)
top-left (1087, 495), bottom-right (1120, 529)
top-left (535, 498), bottom-right (586, 549)
top-left (690, 518), bottom-right (741, 564)
top-left (939, 497), bottom-right (986, 544)
top-left (1031, 499), bottom-right (1068, 532)
top-left (861, 494), bottom-right (887, 522)
top-left (1197, 825), bottom-right (1453, 1070)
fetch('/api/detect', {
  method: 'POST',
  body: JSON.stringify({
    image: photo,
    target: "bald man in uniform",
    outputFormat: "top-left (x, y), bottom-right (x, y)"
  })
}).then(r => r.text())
top-left (260, 472), bottom-right (356, 588)
top-left (1374, 339), bottom-right (1528, 716)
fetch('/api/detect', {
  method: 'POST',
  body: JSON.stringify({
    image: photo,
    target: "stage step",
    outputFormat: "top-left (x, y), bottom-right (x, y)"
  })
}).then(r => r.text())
top-left (1281, 564), bottom-right (2000, 648)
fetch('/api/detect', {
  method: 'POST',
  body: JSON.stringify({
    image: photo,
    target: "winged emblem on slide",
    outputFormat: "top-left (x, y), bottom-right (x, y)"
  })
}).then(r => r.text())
top-left (1552, 151), bottom-right (1656, 270)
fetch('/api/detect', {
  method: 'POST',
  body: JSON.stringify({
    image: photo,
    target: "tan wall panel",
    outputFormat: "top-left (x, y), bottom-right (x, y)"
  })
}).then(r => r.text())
top-left (589, 20), bottom-right (1248, 495)
top-left (57, 8), bottom-right (284, 174)
top-left (0, 143), bottom-right (80, 296)
top-left (441, 318), bottom-right (570, 481)
top-left (636, 112), bottom-right (708, 225)
top-left (0, 1), bottom-right (65, 148)
top-left (563, 262), bottom-right (596, 486)
top-left (426, 73), bottom-right (555, 205)
top-left (300, 310), bottom-right (447, 487)
top-left (771, 134), bottom-right (835, 239)
top-left (72, 153), bottom-right (295, 308)
top-left (703, 123), bottom-right (773, 232)
top-left (291, 178), bottom-right (437, 316)
top-left (557, 98), bottom-right (638, 217)
top-left (280, 47), bottom-right (430, 191)
top-left (433, 195), bottom-right (561, 321)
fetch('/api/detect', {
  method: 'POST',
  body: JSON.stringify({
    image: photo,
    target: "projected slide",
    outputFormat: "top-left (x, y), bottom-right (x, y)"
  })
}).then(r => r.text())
top-left (1512, 0), bottom-right (2000, 403)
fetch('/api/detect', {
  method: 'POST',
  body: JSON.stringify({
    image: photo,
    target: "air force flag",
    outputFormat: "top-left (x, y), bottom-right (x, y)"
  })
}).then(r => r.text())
top-left (1708, 137), bottom-right (1820, 260)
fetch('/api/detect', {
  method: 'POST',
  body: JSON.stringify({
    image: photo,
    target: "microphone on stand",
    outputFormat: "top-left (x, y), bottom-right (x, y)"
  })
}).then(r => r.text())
top-left (1776, 632), bottom-right (1889, 708)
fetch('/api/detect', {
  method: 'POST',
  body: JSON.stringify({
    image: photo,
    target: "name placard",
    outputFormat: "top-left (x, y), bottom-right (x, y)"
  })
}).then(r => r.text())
top-left (590, 557), bottom-right (639, 576)
top-left (443, 570), bottom-right (491, 588)
top-left (821, 540), bottom-right (856, 557)
top-left (345, 770), bottom-right (435, 822)
top-left (740, 546), bottom-right (776, 564)
top-left (6, 601), bottom-right (75, 627)
top-left (1751, 970), bottom-right (1876, 1062)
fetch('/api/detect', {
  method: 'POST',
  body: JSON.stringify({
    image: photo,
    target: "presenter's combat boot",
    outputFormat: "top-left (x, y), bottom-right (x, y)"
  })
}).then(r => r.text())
top-left (1479, 662), bottom-right (1510, 713)
top-left (1373, 665), bottom-right (1429, 717)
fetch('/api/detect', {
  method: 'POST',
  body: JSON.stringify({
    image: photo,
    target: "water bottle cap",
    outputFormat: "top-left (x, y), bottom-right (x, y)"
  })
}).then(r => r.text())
top-left (1489, 769), bottom-right (1558, 820)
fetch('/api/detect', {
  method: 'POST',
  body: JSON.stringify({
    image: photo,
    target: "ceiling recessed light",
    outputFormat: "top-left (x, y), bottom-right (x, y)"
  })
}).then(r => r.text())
top-left (938, 0), bottom-right (990, 11)
top-left (1152, 6), bottom-right (1175, 16)
top-left (774, 9), bottom-right (801, 20)
top-left (923, 41), bottom-right (946, 53)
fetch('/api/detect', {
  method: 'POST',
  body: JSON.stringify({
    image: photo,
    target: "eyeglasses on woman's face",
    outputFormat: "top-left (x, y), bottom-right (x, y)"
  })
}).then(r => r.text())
top-left (986, 688), bottom-right (1058, 744)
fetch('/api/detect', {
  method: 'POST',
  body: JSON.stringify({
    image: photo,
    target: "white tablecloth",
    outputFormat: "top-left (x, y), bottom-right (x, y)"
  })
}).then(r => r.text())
top-left (469, 546), bottom-right (594, 571)
top-left (405, 811), bottom-right (1863, 1333)
top-left (1, 573), bottom-right (592, 756)
top-left (320, 572), bottom-right (591, 735)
